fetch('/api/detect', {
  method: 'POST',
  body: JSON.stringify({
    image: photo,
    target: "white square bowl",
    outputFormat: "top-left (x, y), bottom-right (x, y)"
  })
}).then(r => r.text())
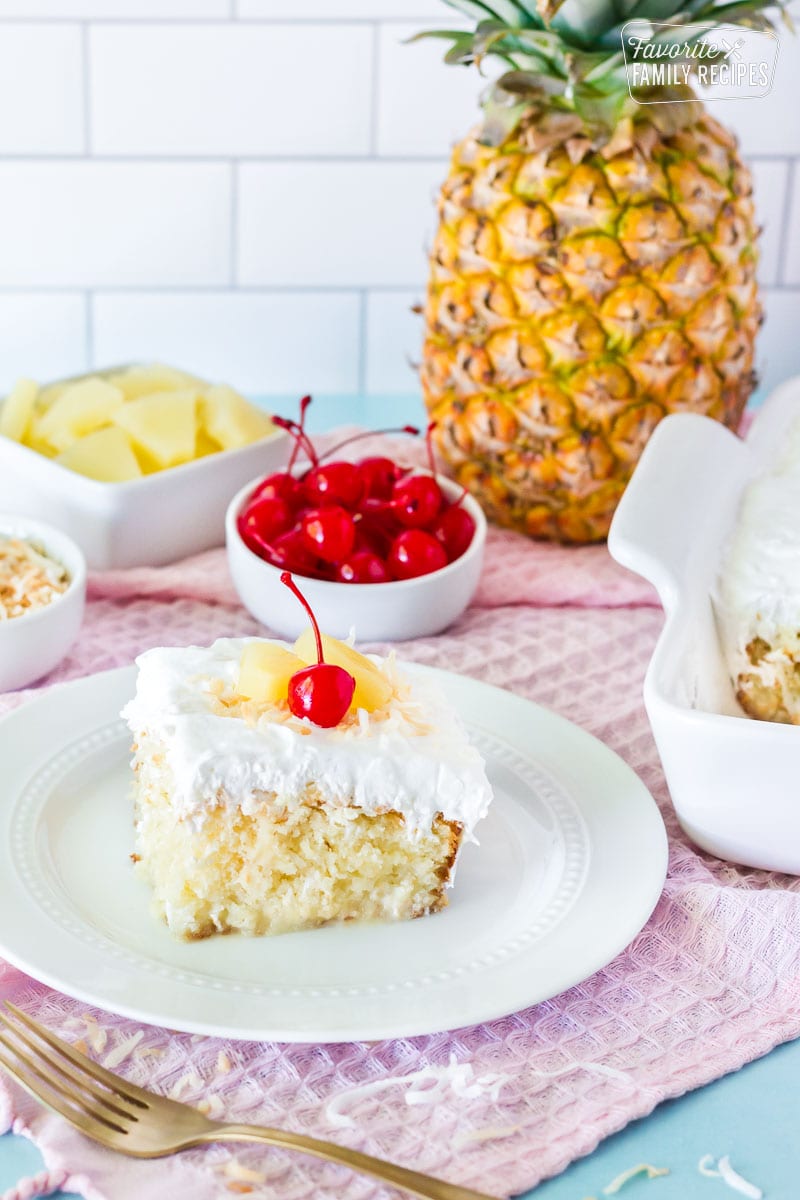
top-left (608, 376), bottom-right (800, 874)
top-left (0, 367), bottom-right (289, 569)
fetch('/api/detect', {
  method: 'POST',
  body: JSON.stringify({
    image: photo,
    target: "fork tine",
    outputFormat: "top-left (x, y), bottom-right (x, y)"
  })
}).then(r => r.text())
top-left (4, 1004), bottom-right (149, 1110)
top-left (0, 1010), bottom-right (141, 1123)
top-left (0, 1038), bottom-right (128, 1143)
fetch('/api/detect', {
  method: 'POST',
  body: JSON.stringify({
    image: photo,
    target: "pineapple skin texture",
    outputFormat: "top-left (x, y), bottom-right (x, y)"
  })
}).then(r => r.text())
top-left (421, 113), bottom-right (760, 543)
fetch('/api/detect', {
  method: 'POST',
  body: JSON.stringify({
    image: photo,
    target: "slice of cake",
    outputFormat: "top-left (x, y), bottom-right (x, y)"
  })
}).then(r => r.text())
top-left (717, 424), bottom-right (800, 724)
top-left (121, 627), bottom-right (492, 940)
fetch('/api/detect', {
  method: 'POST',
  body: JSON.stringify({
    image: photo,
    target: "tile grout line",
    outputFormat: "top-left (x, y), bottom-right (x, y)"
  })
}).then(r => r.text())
top-left (81, 21), bottom-right (92, 156)
top-left (775, 158), bottom-right (796, 286)
top-left (229, 161), bottom-right (238, 286)
top-left (0, 284), bottom-right (421, 296)
top-left (84, 290), bottom-right (94, 370)
top-left (369, 21), bottom-right (381, 157)
top-left (0, 153), bottom-right (452, 164)
top-left (0, 15), bottom-right (441, 25)
top-left (357, 289), bottom-right (369, 395)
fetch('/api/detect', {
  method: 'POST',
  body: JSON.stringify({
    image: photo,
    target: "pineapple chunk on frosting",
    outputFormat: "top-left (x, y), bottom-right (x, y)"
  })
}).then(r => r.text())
top-left (237, 643), bottom-right (306, 706)
top-left (237, 632), bottom-right (393, 718)
top-left (293, 629), bottom-right (394, 713)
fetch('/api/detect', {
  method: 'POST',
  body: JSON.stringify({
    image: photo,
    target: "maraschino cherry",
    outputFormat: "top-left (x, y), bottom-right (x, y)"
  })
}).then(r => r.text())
top-left (431, 490), bottom-right (475, 560)
top-left (301, 505), bottom-right (356, 563)
top-left (281, 572), bottom-right (355, 727)
top-left (237, 398), bottom-right (476, 584)
top-left (237, 495), bottom-right (293, 546)
top-left (303, 460), bottom-right (363, 508)
top-left (336, 550), bottom-right (391, 583)
top-left (387, 529), bottom-right (448, 580)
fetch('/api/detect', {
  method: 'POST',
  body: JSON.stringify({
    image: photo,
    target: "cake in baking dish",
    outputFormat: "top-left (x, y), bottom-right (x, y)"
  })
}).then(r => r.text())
top-left (718, 422), bottom-right (800, 724)
top-left (121, 634), bottom-right (492, 940)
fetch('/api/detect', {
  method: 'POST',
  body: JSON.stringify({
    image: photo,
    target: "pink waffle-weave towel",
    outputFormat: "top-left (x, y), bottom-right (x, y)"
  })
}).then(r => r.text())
top-left (3, 431), bottom-right (800, 1200)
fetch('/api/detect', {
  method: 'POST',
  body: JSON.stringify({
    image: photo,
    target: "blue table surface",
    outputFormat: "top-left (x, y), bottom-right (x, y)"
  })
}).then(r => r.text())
top-left (1, 390), bottom-right (790, 1198)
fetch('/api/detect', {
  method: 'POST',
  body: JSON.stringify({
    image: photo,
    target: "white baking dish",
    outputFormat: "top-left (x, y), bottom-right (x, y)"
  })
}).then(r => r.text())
top-left (608, 376), bottom-right (800, 874)
top-left (0, 366), bottom-right (288, 570)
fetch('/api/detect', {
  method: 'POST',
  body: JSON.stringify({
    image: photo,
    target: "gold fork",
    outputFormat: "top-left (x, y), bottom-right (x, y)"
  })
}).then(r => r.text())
top-left (0, 1003), bottom-right (499, 1200)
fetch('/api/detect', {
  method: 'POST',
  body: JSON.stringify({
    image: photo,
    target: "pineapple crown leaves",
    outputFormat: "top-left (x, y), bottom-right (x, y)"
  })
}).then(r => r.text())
top-left (413, 0), bottom-right (791, 143)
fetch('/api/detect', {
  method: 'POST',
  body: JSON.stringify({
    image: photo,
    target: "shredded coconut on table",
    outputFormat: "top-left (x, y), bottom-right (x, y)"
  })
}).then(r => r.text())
top-left (0, 536), bottom-right (69, 620)
top-left (602, 1163), bottom-right (670, 1194)
top-left (699, 1155), bottom-right (763, 1198)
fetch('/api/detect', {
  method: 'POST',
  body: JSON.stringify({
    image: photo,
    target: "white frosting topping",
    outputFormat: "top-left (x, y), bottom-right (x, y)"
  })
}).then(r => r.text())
top-left (122, 637), bottom-right (492, 839)
top-left (718, 439), bottom-right (800, 647)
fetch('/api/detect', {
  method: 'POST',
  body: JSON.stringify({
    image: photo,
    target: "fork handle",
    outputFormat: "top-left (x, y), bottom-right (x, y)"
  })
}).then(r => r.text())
top-left (211, 1123), bottom-right (501, 1200)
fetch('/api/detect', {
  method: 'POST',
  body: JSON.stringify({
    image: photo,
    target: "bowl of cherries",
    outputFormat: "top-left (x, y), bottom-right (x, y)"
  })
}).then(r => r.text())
top-left (225, 400), bottom-right (486, 641)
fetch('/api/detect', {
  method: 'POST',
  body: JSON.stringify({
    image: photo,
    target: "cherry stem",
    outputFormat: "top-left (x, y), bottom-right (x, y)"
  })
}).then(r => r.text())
top-left (280, 571), bottom-right (325, 664)
top-left (425, 421), bottom-right (438, 479)
top-left (454, 484), bottom-right (469, 509)
top-left (277, 395), bottom-right (318, 473)
top-left (318, 425), bottom-right (420, 463)
top-left (274, 416), bottom-right (319, 470)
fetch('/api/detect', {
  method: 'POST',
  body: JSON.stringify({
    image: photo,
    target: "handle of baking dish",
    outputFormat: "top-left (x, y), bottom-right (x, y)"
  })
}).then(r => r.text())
top-left (608, 412), bottom-right (748, 616)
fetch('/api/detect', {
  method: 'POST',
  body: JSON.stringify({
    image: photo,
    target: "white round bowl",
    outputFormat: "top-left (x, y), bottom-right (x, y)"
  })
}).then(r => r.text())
top-left (225, 473), bottom-right (486, 642)
top-left (0, 514), bottom-right (87, 691)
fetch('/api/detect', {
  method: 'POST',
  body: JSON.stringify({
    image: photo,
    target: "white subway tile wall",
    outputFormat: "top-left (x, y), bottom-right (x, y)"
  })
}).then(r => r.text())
top-left (92, 292), bottom-right (361, 393)
top-left (0, 6), bottom-right (797, 397)
top-left (0, 26), bottom-right (83, 155)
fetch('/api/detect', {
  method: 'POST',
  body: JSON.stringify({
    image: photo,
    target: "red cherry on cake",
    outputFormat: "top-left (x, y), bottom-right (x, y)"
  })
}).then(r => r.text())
top-left (303, 461), bottom-right (363, 508)
top-left (391, 474), bottom-right (443, 529)
top-left (300, 505), bottom-right (356, 564)
top-left (387, 529), bottom-right (448, 580)
top-left (336, 551), bottom-right (391, 583)
top-left (280, 572), bottom-right (355, 727)
top-left (431, 503), bottom-right (476, 561)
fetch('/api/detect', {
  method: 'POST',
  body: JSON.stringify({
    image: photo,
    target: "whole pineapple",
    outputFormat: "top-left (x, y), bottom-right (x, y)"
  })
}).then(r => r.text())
top-left (418, 0), bottom-right (786, 542)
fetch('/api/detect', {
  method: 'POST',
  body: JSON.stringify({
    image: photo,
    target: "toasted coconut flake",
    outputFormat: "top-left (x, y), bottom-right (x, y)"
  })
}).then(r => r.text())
top-left (103, 1030), bottom-right (144, 1069)
top-left (197, 1095), bottom-right (225, 1119)
top-left (452, 1124), bottom-right (522, 1150)
top-left (169, 1071), bottom-right (205, 1100)
top-left (223, 1161), bottom-right (267, 1184)
top-left (603, 1163), bottom-right (669, 1194)
top-left (216, 1051), bottom-right (232, 1074)
top-left (85, 1023), bottom-right (108, 1054)
top-left (0, 535), bottom-right (69, 620)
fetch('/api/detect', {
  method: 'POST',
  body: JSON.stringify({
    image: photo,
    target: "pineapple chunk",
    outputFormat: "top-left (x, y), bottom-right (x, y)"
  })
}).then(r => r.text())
top-left (37, 382), bottom-right (68, 412)
top-left (112, 389), bottom-right (197, 469)
top-left (200, 385), bottom-right (274, 451)
top-left (195, 430), bottom-right (221, 458)
top-left (238, 642), bottom-right (306, 705)
top-left (110, 364), bottom-right (200, 403)
top-left (293, 630), bottom-right (393, 713)
top-left (37, 378), bottom-right (124, 452)
top-left (55, 427), bottom-right (142, 482)
top-left (0, 379), bottom-right (39, 442)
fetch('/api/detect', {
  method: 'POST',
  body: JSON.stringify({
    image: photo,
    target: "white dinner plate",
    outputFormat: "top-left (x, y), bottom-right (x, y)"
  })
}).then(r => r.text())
top-left (0, 665), bottom-right (667, 1043)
